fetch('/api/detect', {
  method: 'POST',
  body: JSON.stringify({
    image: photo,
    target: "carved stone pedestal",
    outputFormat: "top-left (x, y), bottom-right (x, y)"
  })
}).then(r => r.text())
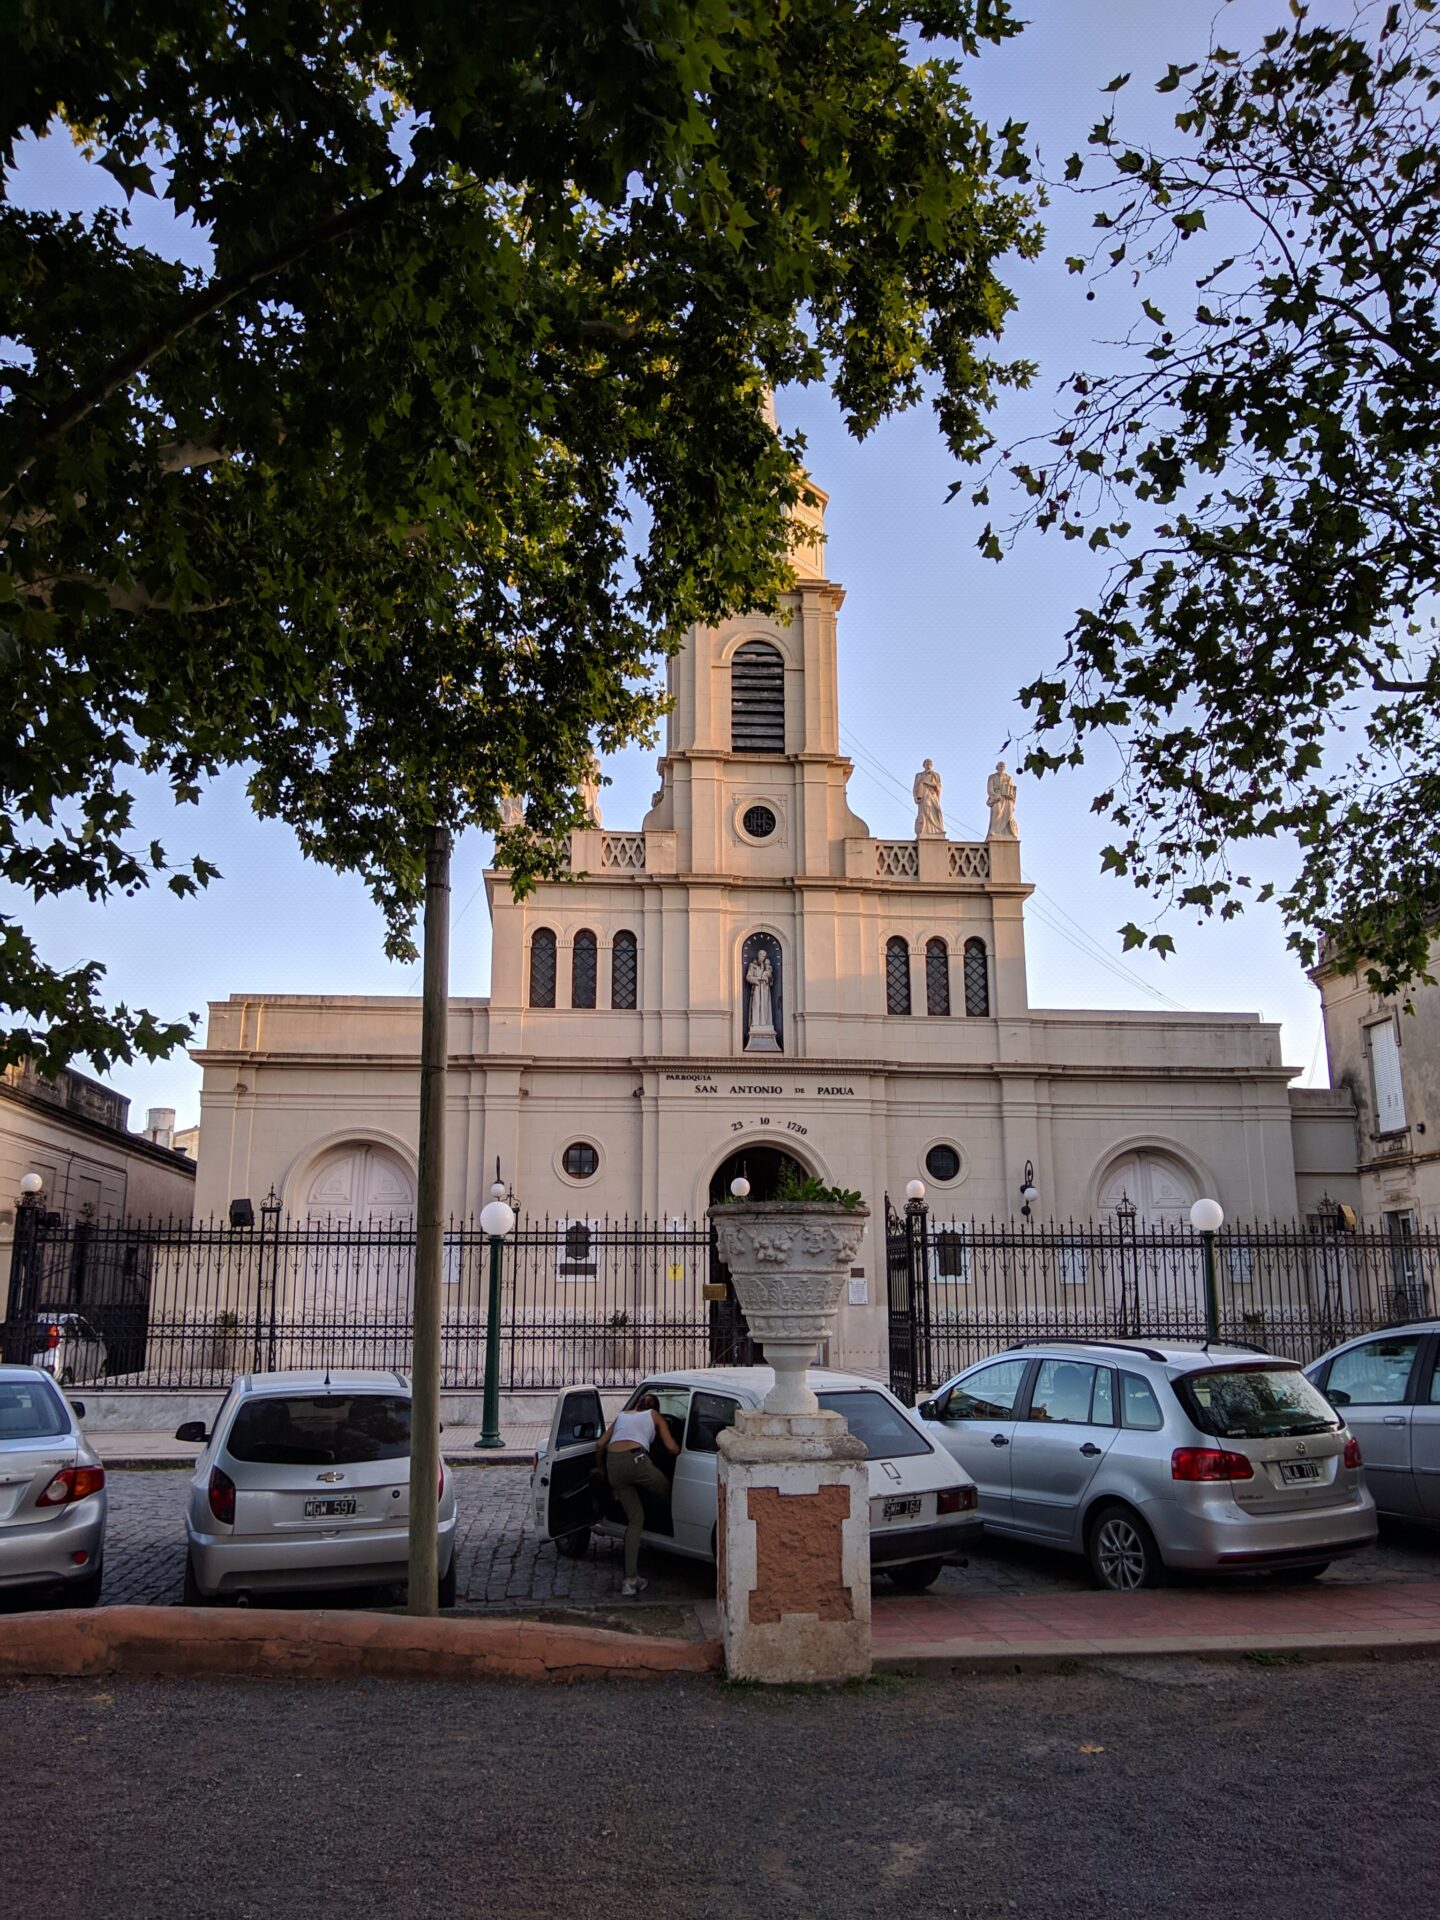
top-left (716, 1409), bottom-right (871, 1684)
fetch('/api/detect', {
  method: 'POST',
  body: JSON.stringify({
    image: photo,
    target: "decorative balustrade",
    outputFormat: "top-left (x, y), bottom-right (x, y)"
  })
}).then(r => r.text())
top-left (949, 843), bottom-right (990, 880)
top-left (874, 840), bottom-right (990, 880)
top-left (875, 841), bottom-right (919, 878)
top-left (600, 833), bottom-right (646, 871)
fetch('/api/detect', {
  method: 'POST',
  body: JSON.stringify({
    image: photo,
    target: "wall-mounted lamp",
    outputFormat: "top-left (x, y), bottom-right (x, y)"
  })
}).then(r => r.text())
top-left (1019, 1161), bottom-right (1038, 1219)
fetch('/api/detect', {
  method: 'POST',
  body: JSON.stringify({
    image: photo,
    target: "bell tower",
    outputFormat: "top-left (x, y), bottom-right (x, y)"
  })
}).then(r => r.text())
top-left (642, 466), bottom-right (871, 880)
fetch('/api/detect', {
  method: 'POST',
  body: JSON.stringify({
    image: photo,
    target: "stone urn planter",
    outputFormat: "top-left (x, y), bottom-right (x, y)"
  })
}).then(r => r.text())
top-left (707, 1201), bottom-right (869, 1415)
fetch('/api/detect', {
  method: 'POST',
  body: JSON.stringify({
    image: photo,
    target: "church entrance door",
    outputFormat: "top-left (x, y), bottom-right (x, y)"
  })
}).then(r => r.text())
top-left (705, 1146), bottom-right (810, 1365)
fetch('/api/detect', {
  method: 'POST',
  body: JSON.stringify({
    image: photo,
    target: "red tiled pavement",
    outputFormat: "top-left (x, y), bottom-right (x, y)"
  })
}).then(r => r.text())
top-left (870, 1578), bottom-right (1440, 1663)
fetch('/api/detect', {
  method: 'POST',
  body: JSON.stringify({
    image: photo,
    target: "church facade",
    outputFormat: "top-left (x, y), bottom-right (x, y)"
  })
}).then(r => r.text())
top-left (191, 471), bottom-right (1356, 1372)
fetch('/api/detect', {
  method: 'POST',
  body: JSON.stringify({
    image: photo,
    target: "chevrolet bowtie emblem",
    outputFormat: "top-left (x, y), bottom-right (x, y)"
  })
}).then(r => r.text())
top-left (316, 1470), bottom-right (346, 1483)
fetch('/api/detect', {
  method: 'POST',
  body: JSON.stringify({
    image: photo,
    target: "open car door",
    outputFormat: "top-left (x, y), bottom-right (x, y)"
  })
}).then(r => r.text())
top-left (533, 1384), bottom-right (604, 1542)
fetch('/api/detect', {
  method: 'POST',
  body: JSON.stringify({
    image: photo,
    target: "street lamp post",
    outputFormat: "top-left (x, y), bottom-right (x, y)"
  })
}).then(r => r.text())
top-left (474, 1170), bottom-right (516, 1451)
top-left (1190, 1197), bottom-right (1225, 1342)
top-left (3, 1173), bottom-right (46, 1364)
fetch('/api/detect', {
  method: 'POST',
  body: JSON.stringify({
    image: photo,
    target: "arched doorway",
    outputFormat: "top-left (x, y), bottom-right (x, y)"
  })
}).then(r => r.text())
top-left (705, 1145), bottom-right (811, 1364)
top-left (299, 1142), bottom-right (417, 1355)
top-left (1097, 1148), bottom-right (1200, 1228)
top-left (1097, 1147), bottom-right (1203, 1324)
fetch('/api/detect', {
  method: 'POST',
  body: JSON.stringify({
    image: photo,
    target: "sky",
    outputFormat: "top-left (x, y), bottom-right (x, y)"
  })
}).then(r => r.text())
top-left (7, 1), bottom-right (1337, 1134)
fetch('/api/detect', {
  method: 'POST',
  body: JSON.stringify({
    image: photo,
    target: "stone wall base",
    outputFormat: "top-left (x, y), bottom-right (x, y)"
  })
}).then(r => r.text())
top-left (716, 1409), bottom-right (871, 1684)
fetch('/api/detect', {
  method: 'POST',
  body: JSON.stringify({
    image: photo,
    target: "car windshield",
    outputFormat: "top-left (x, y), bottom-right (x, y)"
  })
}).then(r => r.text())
top-left (816, 1391), bottom-right (932, 1459)
top-left (226, 1393), bottom-right (411, 1465)
top-left (1177, 1367), bottom-right (1339, 1441)
top-left (0, 1378), bottom-right (68, 1441)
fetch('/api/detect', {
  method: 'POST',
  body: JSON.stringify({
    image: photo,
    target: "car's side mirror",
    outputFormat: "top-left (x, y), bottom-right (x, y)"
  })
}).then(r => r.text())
top-left (1327, 1388), bottom-right (1350, 1408)
top-left (174, 1420), bottom-right (209, 1443)
top-left (69, 1400), bottom-right (86, 1419)
top-left (917, 1399), bottom-right (939, 1421)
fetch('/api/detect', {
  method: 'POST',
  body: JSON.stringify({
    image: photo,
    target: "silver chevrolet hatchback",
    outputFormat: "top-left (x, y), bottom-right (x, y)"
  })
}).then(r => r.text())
top-left (919, 1339), bottom-right (1376, 1590)
top-left (178, 1370), bottom-right (458, 1606)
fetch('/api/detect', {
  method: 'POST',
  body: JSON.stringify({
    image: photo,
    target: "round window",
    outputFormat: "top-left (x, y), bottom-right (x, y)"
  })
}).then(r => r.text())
top-left (925, 1143), bottom-right (962, 1183)
top-left (563, 1142), bottom-right (599, 1179)
top-left (742, 805), bottom-right (777, 840)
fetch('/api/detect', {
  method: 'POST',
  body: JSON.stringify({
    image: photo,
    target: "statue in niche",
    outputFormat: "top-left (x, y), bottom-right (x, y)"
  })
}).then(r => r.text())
top-left (913, 759), bottom-right (945, 838)
top-left (578, 752), bottom-right (603, 827)
top-left (742, 934), bottom-right (782, 1053)
top-left (986, 760), bottom-right (1019, 839)
top-left (497, 791), bottom-right (525, 829)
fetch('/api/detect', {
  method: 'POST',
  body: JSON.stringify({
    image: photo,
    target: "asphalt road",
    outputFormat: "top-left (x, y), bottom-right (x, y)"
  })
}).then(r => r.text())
top-left (2, 1657), bottom-right (1434, 1919)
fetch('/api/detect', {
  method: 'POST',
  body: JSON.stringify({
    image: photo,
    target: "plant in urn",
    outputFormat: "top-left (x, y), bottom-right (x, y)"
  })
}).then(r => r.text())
top-left (709, 1173), bottom-right (868, 1415)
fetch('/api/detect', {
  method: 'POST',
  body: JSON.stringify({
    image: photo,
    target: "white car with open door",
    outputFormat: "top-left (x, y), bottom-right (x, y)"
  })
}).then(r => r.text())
top-left (533, 1366), bottom-right (980, 1591)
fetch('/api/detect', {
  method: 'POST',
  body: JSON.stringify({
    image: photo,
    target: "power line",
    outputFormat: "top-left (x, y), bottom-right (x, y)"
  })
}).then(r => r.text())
top-left (839, 724), bottom-right (1191, 1013)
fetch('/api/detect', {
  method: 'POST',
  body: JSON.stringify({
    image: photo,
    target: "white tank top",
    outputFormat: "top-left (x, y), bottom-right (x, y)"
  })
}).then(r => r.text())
top-left (611, 1408), bottom-right (657, 1448)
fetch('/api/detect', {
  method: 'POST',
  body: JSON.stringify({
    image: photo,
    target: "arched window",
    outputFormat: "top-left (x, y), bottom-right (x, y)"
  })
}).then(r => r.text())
top-left (611, 929), bottom-right (638, 1010)
top-left (571, 928), bottom-right (597, 1008)
top-left (926, 938), bottom-right (951, 1016)
top-left (730, 640), bottom-right (786, 754)
top-left (886, 936), bottom-right (912, 1016)
top-left (529, 927), bottom-right (557, 1008)
top-left (963, 937), bottom-right (990, 1017)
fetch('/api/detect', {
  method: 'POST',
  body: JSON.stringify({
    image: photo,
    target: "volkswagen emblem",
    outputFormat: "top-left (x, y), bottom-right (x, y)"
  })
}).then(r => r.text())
top-left (1294, 1442), bottom-right (1307, 1455)
top-left (317, 1470), bottom-right (346, 1483)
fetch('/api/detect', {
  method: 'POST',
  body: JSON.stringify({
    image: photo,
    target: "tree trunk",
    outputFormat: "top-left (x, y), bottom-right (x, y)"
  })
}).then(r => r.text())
top-left (407, 823), bottom-right (451, 1615)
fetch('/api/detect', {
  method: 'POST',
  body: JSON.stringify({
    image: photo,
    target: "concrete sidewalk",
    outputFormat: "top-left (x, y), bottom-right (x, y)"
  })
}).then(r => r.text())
top-left (870, 1577), bottom-right (1440, 1670)
top-left (89, 1425), bottom-right (546, 1468)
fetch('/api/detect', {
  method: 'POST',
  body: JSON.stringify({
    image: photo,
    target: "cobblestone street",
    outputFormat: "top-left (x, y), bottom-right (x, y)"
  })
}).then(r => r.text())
top-left (5, 1464), bottom-right (1439, 1613)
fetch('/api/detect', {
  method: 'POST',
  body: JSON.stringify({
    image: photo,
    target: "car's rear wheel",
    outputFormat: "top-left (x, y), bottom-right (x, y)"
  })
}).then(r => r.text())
top-left (438, 1557), bottom-right (457, 1609)
top-left (887, 1557), bottom-right (945, 1593)
top-left (66, 1560), bottom-right (103, 1608)
top-left (182, 1550), bottom-right (210, 1606)
top-left (1088, 1505), bottom-right (1165, 1592)
top-left (555, 1526), bottom-right (591, 1559)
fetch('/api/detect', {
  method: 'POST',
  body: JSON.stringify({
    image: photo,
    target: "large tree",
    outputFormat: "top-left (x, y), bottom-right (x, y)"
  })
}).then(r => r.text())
top-left (1, 0), bottom-right (1039, 1075)
top-left (990, 0), bottom-right (1440, 994)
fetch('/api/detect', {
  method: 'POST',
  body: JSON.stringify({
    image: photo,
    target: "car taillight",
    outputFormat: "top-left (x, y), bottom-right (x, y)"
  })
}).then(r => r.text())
top-left (37, 1464), bottom-right (105, 1506)
top-left (208, 1465), bottom-right (236, 1526)
top-left (1171, 1446), bottom-right (1255, 1482)
top-left (46, 1323), bottom-right (61, 1349)
top-left (1344, 1435), bottom-right (1363, 1469)
top-left (937, 1485), bottom-right (977, 1514)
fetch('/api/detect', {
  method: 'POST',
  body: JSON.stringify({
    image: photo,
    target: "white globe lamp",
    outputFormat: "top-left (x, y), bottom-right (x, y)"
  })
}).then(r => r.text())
top-left (19, 1171), bottom-right (44, 1196)
top-left (905, 1179), bottom-right (926, 1203)
top-left (479, 1197), bottom-right (516, 1239)
top-left (730, 1176), bottom-right (751, 1199)
top-left (1189, 1198), bottom-right (1224, 1234)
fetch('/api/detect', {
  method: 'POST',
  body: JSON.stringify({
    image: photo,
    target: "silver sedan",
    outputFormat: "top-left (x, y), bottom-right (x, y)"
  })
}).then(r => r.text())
top-left (178, 1369), bottom-right (459, 1606)
top-left (0, 1365), bottom-right (106, 1606)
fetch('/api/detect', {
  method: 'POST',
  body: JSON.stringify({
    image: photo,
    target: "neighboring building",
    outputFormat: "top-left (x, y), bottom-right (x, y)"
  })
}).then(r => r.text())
top-left (190, 452), bottom-right (1354, 1375)
top-left (0, 1060), bottom-right (197, 1313)
top-left (1313, 945), bottom-right (1440, 1240)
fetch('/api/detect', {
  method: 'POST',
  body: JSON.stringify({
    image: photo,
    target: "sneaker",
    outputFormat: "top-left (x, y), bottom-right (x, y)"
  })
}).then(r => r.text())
top-left (621, 1577), bottom-right (648, 1598)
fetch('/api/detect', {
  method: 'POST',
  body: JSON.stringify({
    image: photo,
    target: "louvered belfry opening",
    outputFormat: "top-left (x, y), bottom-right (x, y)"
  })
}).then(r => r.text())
top-left (926, 937), bottom-right (951, 1016)
top-left (886, 936), bottom-right (912, 1015)
top-left (964, 937), bottom-right (990, 1017)
top-left (529, 927), bottom-right (557, 1007)
top-left (611, 929), bottom-right (638, 1009)
top-left (571, 928), bottom-right (597, 1008)
top-left (730, 640), bottom-right (786, 754)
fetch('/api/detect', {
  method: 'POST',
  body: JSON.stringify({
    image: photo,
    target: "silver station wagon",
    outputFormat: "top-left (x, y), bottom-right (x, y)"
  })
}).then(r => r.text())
top-left (177, 1369), bottom-right (458, 1606)
top-left (534, 1366), bottom-right (980, 1590)
top-left (0, 1365), bottom-right (106, 1606)
top-left (918, 1339), bottom-right (1377, 1590)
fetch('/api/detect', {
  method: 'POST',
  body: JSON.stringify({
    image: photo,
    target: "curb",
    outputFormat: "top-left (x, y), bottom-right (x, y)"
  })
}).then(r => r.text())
top-left (0, 1605), bottom-right (722, 1685)
top-left (872, 1626), bottom-right (1440, 1676)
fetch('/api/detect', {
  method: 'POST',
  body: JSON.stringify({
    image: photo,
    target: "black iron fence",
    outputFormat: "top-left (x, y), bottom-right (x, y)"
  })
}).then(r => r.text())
top-left (8, 1196), bottom-right (1434, 1398)
top-left (2, 1204), bottom-right (745, 1390)
top-left (885, 1202), bottom-right (1440, 1403)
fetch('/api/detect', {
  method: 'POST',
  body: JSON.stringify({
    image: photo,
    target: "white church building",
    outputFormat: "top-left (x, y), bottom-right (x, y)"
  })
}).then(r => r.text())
top-left (190, 463), bottom-right (1356, 1371)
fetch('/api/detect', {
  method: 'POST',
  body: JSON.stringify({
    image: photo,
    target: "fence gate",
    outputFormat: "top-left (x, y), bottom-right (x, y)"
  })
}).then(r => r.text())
top-left (884, 1198), bottom-right (931, 1407)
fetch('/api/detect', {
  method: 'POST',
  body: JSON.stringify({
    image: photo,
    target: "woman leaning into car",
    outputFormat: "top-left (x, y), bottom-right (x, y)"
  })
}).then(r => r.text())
top-left (598, 1393), bottom-right (680, 1596)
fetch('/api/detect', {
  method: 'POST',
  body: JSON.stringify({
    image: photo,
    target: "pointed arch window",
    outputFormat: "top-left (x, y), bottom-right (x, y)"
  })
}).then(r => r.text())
top-left (528, 927), bottom-right (557, 1008)
top-left (611, 929), bottom-right (638, 1010)
top-left (963, 937), bottom-right (990, 1017)
top-left (730, 640), bottom-right (786, 754)
top-left (886, 936), bottom-right (912, 1016)
top-left (926, 938), bottom-right (951, 1016)
top-left (571, 928), bottom-right (597, 1008)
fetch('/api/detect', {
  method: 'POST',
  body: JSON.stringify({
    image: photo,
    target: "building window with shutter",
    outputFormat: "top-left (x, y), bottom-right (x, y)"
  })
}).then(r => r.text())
top-left (963, 937), bottom-right (990, 1017)
top-left (886, 937), bottom-right (912, 1015)
top-left (611, 929), bottom-right (638, 1009)
top-left (730, 641), bottom-right (786, 754)
top-left (571, 928), bottom-right (597, 1008)
top-left (926, 938), bottom-right (950, 1016)
top-left (1369, 1018), bottom-right (1407, 1134)
top-left (529, 927), bottom-right (557, 1008)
